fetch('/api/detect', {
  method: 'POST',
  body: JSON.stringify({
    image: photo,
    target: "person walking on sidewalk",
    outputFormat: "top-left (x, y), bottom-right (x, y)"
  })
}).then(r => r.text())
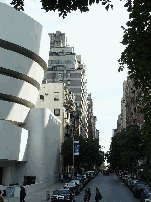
top-left (20, 185), bottom-right (26, 202)
top-left (95, 187), bottom-right (102, 202)
top-left (0, 190), bottom-right (4, 202)
top-left (61, 174), bottom-right (64, 183)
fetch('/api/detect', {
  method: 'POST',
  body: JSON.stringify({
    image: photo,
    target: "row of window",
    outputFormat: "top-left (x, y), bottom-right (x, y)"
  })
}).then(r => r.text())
top-left (50, 52), bottom-right (75, 56)
top-left (49, 60), bottom-right (75, 65)
top-left (58, 73), bottom-right (71, 78)
top-left (40, 93), bottom-right (60, 101)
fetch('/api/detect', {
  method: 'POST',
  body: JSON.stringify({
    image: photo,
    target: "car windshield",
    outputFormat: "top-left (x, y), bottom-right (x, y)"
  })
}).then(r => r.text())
top-left (53, 190), bottom-right (69, 195)
top-left (72, 180), bottom-right (79, 183)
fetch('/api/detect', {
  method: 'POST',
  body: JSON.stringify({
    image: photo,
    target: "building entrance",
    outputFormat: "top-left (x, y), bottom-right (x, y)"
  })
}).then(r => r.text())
top-left (0, 167), bottom-right (3, 185)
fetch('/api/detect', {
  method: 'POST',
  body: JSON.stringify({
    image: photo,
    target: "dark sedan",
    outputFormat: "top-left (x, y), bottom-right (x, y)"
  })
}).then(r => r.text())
top-left (141, 188), bottom-right (151, 202)
top-left (103, 169), bottom-right (109, 176)
top-left (51, 189), bottom-right (75, 202)
top-left (133, 183), bottom-right (149, 198)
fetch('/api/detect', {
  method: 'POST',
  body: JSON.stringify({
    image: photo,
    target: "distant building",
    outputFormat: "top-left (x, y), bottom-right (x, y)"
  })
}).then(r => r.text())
top-left (35, 83), bottom-right (77, 143)
top-left (116, 77), bottom-right (144, 133)
top-left (93, 116), bottom-right (97, 138)
top-left (87, 93), bottom-right (94, 139)
top-left (125, 78), bottom-right (144, 128)
top-left (46, 31), bottom-right (88, 137)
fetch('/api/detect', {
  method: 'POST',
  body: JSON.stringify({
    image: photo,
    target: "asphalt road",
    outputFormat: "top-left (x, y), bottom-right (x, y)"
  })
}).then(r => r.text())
top-left (75, 172), bottom-right (140, 202)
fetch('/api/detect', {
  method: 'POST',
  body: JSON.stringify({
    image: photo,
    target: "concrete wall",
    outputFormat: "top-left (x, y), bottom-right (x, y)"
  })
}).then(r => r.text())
top-left (21, 108), bottom-right (61, 185)
top-left (35, 83), bottom-right (65, 144)
top-left (0, 120), bottom-right (28, 162)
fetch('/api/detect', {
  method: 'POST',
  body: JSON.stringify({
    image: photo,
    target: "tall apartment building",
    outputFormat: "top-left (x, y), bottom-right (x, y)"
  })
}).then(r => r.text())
top-left (125, 78), bottom-right (144, 128)
top-left (45, 31), bottom-right (88, 137)
top-left (87, 93), bottom-right (94, 139)
top-left (116, 77), bottom-right (144, 133)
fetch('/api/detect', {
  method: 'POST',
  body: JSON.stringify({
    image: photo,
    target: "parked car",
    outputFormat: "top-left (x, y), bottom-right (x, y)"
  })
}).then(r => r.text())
top-left (64, 182), bottom-right (80, 195)
top-left (94, 169), bottom-right (98, 176)
top-left (86, 171), bottom-right (95, 179)
top-left (103, 169), bottom-right (109, 176)
top-left (85, 172), bottom-right (92, 182)
top-left (126, 178), bottom-right (133, 187)
top-left (133, 183), bottom-right (149, 198)
top-left (74, 175), bottom-right (84, 188)
top-left (129, 180), bottom-right (138, 192)
top-left (140, 188), bottom-right (151, 202)
top-left (96, 167), bottom-right (101, 173)
top-left (51, 188), bottom-right (75, 202)
top-left (122, 175), bottom-right (129, 183)
top-left (144, 192), bottom-right (151, 202)
top-left (70, 180), bottom-right (83, 191)
top-left (81, 174), bottom-right (88, 185)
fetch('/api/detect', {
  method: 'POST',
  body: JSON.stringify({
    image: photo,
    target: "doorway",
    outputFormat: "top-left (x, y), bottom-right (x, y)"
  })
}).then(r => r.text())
top-left (0, 167), bottom-right (3, 185)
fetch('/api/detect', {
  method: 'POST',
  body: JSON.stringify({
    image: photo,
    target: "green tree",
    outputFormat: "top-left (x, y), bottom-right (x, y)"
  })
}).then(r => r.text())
top-left (10, 0), bottom-right (113, 18)
top-left (108, 125), bottom-right (145, 173)
top-left (61, 135), bottom-right (104, 172)
top-left (118, 0), bottom-right (151, 144)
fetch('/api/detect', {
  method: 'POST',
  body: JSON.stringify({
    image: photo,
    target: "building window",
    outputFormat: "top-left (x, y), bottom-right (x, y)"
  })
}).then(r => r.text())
top-left (40, 95), bottom-right (44, 100)
top-left (71, 60), bottom-right (75, 64)
top-left (76, 103), bottom-right (79, 107)
top-left (52, 66), bottom-right (57, 71)
top-left (24, 176), bottom-right (36, 185)
top-left (54, 92), bottom-right (59, 101)
top-left (54, 109), bottom-right (60, 116)
top-left (68, 80), bottom-right (70, 85)
top-left (68, 73), bottom-right (71, 78)
top-left (59, 73), bottom-right (62, 78)
top-left (62, 60), bottom-right (65, 64)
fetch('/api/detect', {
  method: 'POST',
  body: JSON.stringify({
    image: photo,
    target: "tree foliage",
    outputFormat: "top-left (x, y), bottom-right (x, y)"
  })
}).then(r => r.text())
top-left (107, 125), bottom-right (145, 172)
top-left (118, 0), bottom-right (151, 139)
top-left (10, 0), bottom-right (113, 18)
top-left (61, 135), bottom-right (104, 172)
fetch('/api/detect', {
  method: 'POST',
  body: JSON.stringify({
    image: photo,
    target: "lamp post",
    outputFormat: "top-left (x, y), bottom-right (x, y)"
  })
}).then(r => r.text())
top-left (72, 112), bottom-right (76, 179)
top-left (73, 129), bottom-right (74, 179)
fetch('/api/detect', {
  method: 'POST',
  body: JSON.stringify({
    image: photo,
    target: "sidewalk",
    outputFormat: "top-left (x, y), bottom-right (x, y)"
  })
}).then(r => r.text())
top-left (4, 182), bottom-right (64, 202)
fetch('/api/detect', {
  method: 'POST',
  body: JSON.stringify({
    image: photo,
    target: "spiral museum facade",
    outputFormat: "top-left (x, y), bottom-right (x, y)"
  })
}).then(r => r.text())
top-left (0, 2), bottom-right (49, 124)
top-left (0, 2), bottom-right (61, 190)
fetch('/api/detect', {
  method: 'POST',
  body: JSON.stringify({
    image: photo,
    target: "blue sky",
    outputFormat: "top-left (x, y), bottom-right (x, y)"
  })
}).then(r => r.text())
top-left (2, 0), bottom-right (129, 154)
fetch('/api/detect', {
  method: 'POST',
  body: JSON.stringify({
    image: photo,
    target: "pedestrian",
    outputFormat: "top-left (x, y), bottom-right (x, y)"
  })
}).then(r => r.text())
top-left (68, 173), bottom-right (72, 181)
top-left (20, 185), bottom-right (26, 202)
top-left (87, 188), bottom-right (91, 201)
top-left (83, 189), bottom-right (89, 202)
top-left (95, 187), bottom-right (102, 202)
top-left (0, 190), bottom-right (4, 202)
top-left (61, 174), bottom-right (64, 183)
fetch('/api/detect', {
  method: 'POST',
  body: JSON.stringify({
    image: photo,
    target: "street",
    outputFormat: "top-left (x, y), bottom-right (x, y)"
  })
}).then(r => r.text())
top-left (75, 172), bottom-right (140, 202)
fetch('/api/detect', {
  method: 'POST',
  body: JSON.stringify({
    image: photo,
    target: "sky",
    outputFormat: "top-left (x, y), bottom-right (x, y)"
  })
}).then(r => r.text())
top-left (2, 0), bottom-right (129, 155)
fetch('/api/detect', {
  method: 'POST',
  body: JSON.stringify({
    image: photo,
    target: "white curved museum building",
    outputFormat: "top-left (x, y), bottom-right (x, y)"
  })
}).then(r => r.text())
top-left (0, 2), bottom-right (61, 192)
